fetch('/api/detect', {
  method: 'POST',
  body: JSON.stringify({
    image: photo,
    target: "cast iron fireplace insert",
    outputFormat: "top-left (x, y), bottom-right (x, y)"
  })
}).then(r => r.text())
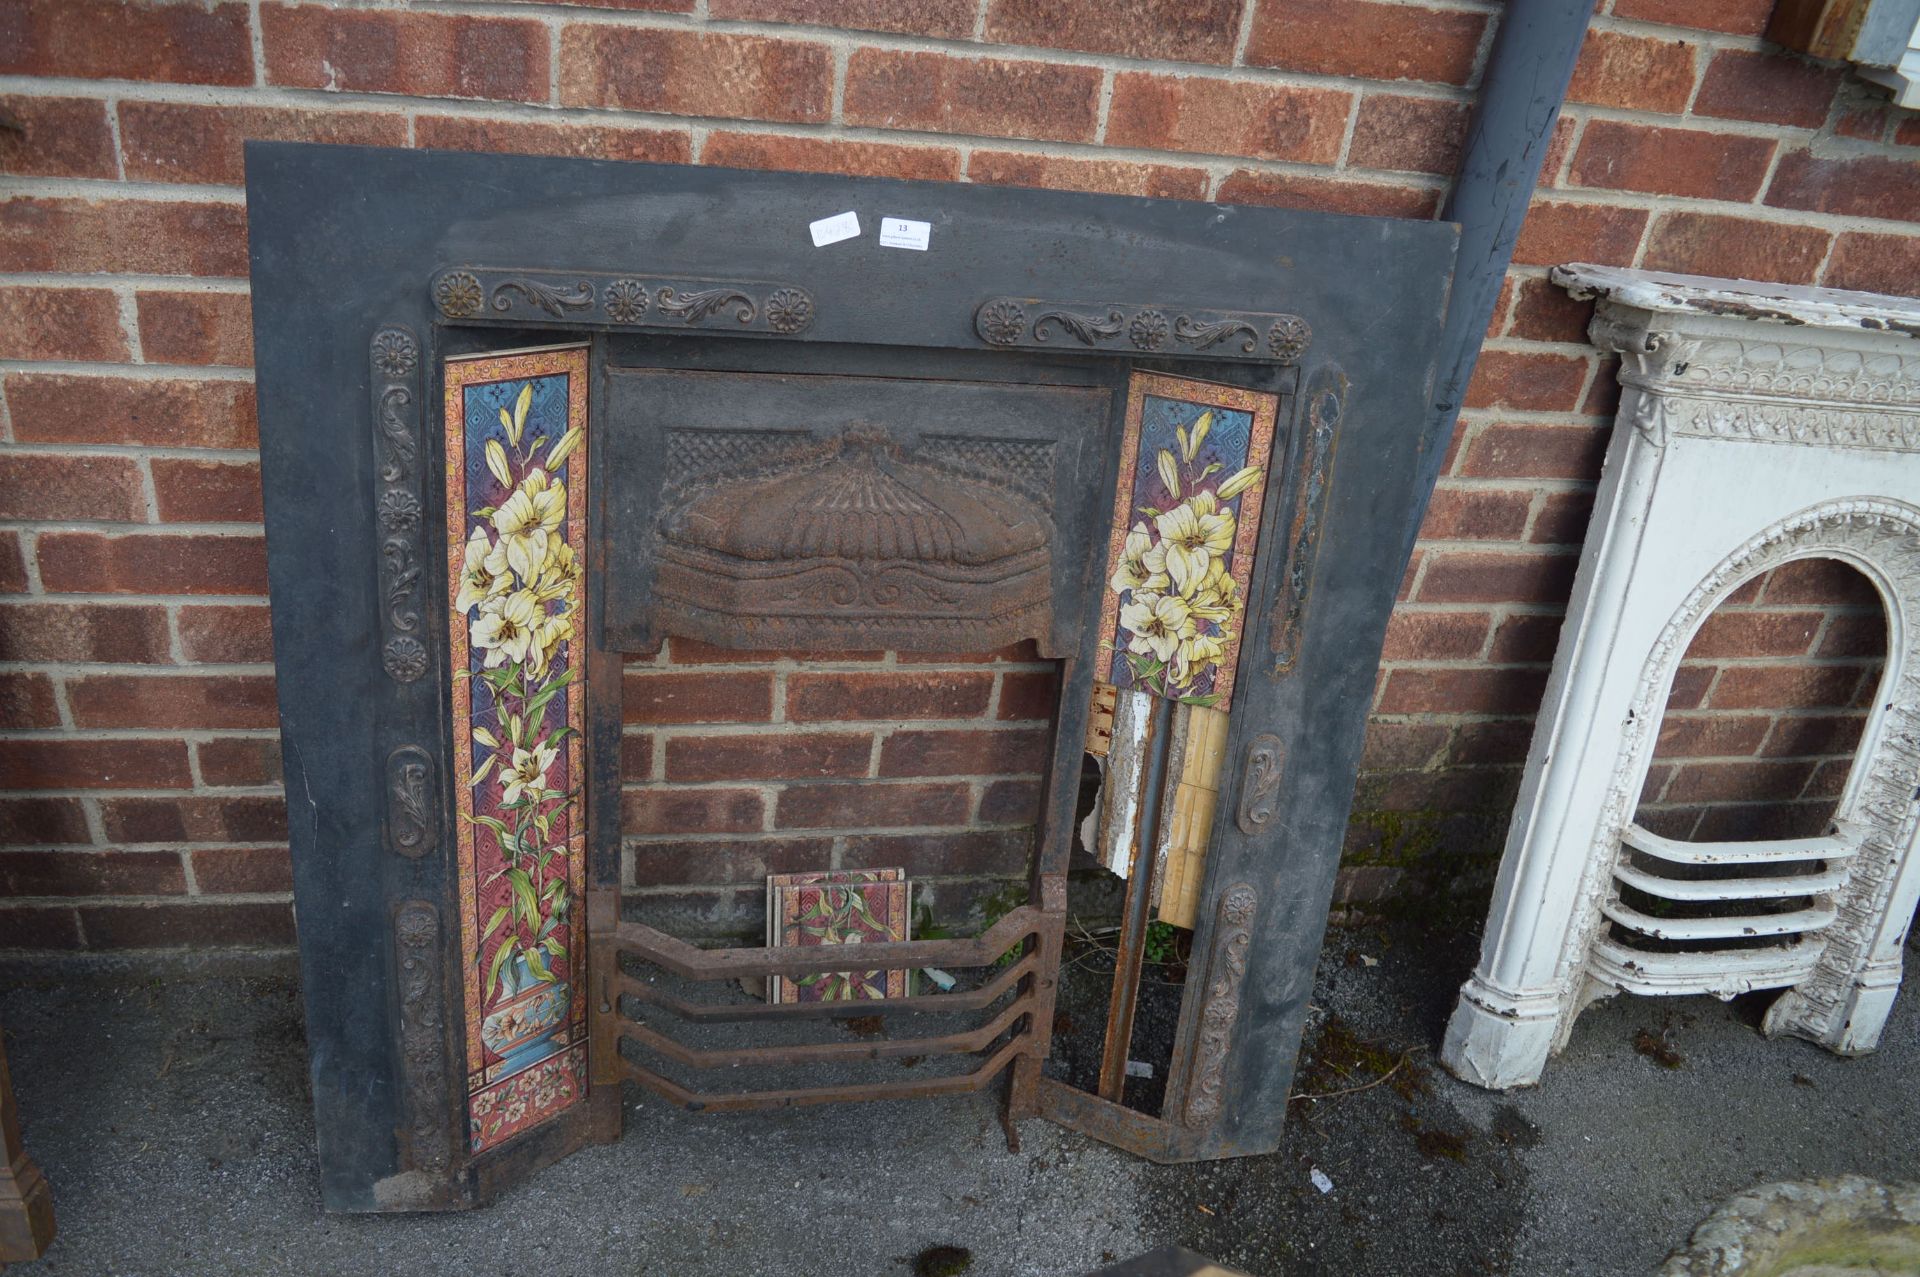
top-left (247, 142), bottom-right (1458, 1212)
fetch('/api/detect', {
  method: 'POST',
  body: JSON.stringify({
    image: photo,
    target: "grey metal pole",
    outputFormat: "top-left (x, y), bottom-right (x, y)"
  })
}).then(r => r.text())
top-left (1409, 0), bottom-right (1597, 562)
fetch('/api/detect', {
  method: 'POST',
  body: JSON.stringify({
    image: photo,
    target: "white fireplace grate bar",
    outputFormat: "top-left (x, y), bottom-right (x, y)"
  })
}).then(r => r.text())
top-left (1590, 933), bottom-right (1827, 997)
top-left (1619, 824), bottom-right (1859, 867)
top-left (1601, 899), bottom-right (1837, 943)
top-left (1612, 860), bottom-right (1851, 903)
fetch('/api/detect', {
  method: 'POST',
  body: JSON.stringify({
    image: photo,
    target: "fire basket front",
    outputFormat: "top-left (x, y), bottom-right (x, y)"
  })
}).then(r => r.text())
top-left (247, 143), bottom-right (1458, 1210)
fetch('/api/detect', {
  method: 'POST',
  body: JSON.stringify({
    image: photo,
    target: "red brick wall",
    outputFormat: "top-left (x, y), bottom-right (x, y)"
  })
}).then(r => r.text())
top-left (2, 0), bottom-right (1918, 949)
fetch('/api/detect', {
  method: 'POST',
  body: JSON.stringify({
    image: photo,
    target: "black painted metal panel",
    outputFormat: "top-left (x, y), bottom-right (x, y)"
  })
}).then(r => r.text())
top-left (246, 142), bottom-right (1457, 1207)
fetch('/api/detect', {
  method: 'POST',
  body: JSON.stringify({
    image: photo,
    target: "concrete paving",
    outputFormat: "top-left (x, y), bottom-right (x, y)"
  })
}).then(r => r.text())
top-left (3, 922), bottom-right (1917, 1276)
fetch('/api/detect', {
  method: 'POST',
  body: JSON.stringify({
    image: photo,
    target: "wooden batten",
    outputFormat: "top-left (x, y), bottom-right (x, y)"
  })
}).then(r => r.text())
top-left (1156, 705), bottom-right (1230, 930)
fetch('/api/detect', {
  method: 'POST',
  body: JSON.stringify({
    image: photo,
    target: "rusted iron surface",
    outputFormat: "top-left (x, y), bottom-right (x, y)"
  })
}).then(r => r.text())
top-left (617, 1037), bottom-right (1029, 1114)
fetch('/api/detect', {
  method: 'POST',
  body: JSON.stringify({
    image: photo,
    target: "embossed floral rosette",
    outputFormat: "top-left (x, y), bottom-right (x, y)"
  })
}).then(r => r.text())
top-left (444, 346), bottom-right (591, 1154)
top-left (1096, 374), bottom-right (1279, 712)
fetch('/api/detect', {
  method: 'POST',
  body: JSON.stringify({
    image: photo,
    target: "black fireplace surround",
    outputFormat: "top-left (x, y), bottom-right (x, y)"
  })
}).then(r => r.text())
top-left (246, 142), bottom-right (1457, 1210)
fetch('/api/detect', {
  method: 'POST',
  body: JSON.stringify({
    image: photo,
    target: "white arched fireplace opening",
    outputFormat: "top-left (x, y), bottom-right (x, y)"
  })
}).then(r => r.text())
top-left (1443, 266), bottom-right (1920, 1090)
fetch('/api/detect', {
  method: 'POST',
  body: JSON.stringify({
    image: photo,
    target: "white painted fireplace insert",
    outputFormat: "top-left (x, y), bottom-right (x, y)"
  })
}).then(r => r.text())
top-left (1443, 265), bottom-right (1920, 1090)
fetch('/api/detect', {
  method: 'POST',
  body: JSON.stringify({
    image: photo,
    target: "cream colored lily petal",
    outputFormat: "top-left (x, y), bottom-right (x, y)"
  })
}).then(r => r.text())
top-left (485, 439), bottom-right (512, 489)
top-left (1216, 465), bottom-right (1263, 501)
top-left (1188, 410), bottom-right (1212, 461)
top-left (1157, 448), bottom-right (1181, 500)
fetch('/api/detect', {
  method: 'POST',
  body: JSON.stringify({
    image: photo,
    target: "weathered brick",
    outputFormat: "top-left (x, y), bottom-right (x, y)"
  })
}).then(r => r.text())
top-left (1653, 713), bottom-right (1771, 759)
top-left (1244, 0), bottom-right (1487, 86)
top-left (1571, 121), bottom-right (1774, 200)
top-left (1762, 558), bottom-right (1879, 606)
top-left (985, 0), bottom-right (1246, 64)
top-left (0, 198), bottom-right (250, 277)
top-left (1642, 213), bottom-right (1831, 286)
top-left (843, 49), bottom-right (1102, 143)
top-left (120, 103), bottom-right (408, 186)
top-left (196, 737), bottom-right (283, 787)
top-left (1823, 232), bottom-right (1920, 297)
top-left (0, 95), bottom-right (117, 179)
top-left (1694, 49), bottom-right (1841, 129)
top-left (1691, 801), bottom-right (1834, 842)
top-left (878, 728), bottom-right (1050, 777)
top-left (36, 532), bottom-right (268, 596)
top-left (710, 0), bottom-right (973, 36)
top-left (1488, 613), bottom-right (1564, 664)
top-left (539, 0), bottom-right (692, 9)
top-left (1817, 613), bottom-right (1888, 658)
top-left (1463, 352), bottom-right (1590, 412)
top-left (1663, 759), bottom-right (1817, 804)
top-left (1835, 105), bottom-right (1889, 141)
top-left (561, 26), bottom-right (832, 122)
top-left (6, 374), bottom-right (256, 449)
top-left (1358, 722), bottom-right (1449, 772)
top-left (1529, 491), bottom-right (1595, 546)
top-left (0, 849), bottom-right (185, 897)
top-left (414, 115), bottom-right (693, 165)
top-left (67, 674), bottom-right (278, 730)
top-left (664, 732), bottom-right (871, 782)
top-left (1349, 95), bottom-right (1468, 176)
top-left (190, 846), bottom-right (294, 894)
top-left (1506, 277), bottom-right (1594, 343)
top-left (1767, 150), bottom-right (1920, 223)
top-left (0, 798), bottom-right (89, 846)
top-left (967, 151), bottom-right (1209, 200)
top-left (1216, 170), bottom-right (1440, 218)
top-left (662, 638), bottom-right (881, 664)
top-left (775, 780), bottom-right (970, 829)
top-left (628, 836), bottom-right (832, 886)
top-left (1106, 73), bottom-right (1350, 164)
top-left (1513, 201), bottom-right (1648, 267)
top-left (0, 906), bottom-right (82, 949)
top-left (979, 778), bottom-right (1042, 824)
top-left (177, 604), bottom-right (274, 664)
top-left (1, 0), bottom-right (253, 85)
top-left (151, 459), bottom-right (263, 523)
top-left (0, 453), bottom-right (145, 523)
top-left (622, 735), bottom-right (653, 781)
top-left (0, 287), bottom-right (125, 363)
top-left (787, 671), bottom-right (993, 722)
top-left (0, 673), bottom-right (59, 729)
top-left (841, 830), bottom-right (1030, 877)
top-left (0, 534), bottom-right (27, 595)
top-left (136, 291), bottom-right (254, 368)
top-left (1445, 720), bottom-right (1535, 767)
top-left (1377, 667), bottom-right (1551, 716)
top-left (1667, 664), bottom-right (1716, 710)
top-left (79, 901), bottom-right (296, 949)
top-left (1416, 551), bottom-right (1578, 605)
top-left (1685, 610), bottom-right (1822, 659)
top-left (1567, 29), bottom-right (1700, 114)
top-left (1418, 488), bottom-right (1532, 541)
top-left (703, 132), bottom-right (961, 182)
top-left (623, 786), bottom-right (765, 834)
top-left (996, 670), bottom-right (1058, 721)
top-left (1762, 713), bottom-right (1869, 758)
top-left (1708, 665), bottom-right (1868, 710)
top-left (1618, 0), bottom-right (1772, 34)
top-left (623, 671), bottom-right (774, 724)
top-left (1459, 423), bottom-right (1607, 480)
top-left (102, 795), bottom-right (286, 843)
top-left (263, 5), bottom-right (549, 102)
top-left (0, 739), bottom-right (192, 790)
top-left (1379, 610), bottom-right (1491, 661)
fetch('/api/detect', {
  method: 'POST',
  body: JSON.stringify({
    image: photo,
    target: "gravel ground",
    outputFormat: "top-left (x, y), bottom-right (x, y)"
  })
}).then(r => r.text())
top-left (4, 922), bottom-right (1917, 1277)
